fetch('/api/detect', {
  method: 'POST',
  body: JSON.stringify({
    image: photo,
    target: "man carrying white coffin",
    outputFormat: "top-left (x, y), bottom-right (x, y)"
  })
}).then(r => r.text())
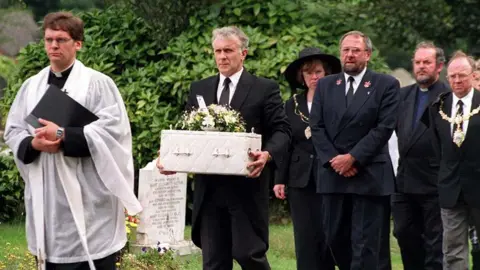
top-left (4, 11), bottom-right (142, 269)
top-left (157, 26), bottom-right (291, 270)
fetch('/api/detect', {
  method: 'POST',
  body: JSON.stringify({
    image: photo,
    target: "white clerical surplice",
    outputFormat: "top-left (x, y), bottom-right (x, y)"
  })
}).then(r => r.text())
top-left (4, 60), bottom-right (142, 269)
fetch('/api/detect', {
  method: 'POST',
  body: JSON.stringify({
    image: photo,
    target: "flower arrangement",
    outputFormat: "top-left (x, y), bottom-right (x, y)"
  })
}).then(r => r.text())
top-left (176, 104), bottom-right (246, 132)
top-left (116, 212), bottom-right (180, 269)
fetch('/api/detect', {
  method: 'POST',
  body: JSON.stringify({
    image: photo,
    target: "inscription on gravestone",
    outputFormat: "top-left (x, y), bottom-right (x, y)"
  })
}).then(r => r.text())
top-left (137, 161), bottom-right (187, 245)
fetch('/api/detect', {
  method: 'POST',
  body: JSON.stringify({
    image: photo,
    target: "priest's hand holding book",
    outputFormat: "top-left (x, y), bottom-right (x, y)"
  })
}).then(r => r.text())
top-left (32, 118), bottom-right (63, 153)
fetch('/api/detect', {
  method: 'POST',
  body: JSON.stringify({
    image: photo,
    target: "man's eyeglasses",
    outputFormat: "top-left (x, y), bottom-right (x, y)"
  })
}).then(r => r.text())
top-left (44, 38), bottom-right (72, 45)
top-left (341, 47), bottom-right (368, 55)
top-left (446, 73), bottom-right (472, 81)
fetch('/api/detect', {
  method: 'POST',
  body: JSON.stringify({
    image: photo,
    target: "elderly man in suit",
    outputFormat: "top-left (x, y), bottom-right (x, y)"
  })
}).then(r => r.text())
top-left (158, 26), bottom-right (291, 270)
top-left (309, 30), bottom-right (400, 270)
top-left (426, 51), bottom-right (480, 270)
top-left (392, 41), bottom-right (449, 270)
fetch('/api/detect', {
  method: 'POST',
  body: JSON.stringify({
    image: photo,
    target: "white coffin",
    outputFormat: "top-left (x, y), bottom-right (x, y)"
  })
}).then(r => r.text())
top-left (160, 130), bottom-right (262, 176)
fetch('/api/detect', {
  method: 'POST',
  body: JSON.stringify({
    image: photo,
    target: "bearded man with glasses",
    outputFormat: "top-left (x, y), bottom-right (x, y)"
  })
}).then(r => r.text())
top-left (309, 30), bottom-right (400, 270)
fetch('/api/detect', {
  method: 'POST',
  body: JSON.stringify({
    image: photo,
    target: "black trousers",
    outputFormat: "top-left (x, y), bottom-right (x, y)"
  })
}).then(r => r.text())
top-left (322, 194), bottom-right (390, 270)
top-left (379, 198), bottom-right (392, 270)
top-left (391, 193), bottom-right (443, 270)
top-left (199, 183), bottom-right (270, 270)
top-left (36, 252), bottom-right (117, 270)
top-left (289, 183), bottom-right (335, 270)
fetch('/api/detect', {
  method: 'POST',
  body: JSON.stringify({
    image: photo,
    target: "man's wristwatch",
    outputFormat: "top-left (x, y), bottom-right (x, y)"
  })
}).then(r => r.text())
top-left (56, 127), bottom-right (65, 140)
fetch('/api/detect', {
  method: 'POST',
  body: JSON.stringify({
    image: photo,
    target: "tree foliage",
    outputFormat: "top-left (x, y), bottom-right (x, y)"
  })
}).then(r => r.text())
top-left (0, 0), bottom-right (391, 221)
top-left (123, 0), bottom-right (218, 49)
top-left (0, 55), bottom-right (16, 81)
top-left (355, 0), bottom-right (480, 68)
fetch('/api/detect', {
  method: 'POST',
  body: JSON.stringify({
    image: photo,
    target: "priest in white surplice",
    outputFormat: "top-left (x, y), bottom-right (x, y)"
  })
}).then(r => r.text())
top-left (3, 12), bottom-right (142, 270)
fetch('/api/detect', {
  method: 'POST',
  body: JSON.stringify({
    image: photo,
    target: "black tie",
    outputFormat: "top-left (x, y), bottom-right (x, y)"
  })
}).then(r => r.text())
top-left (219, 77), bottom-right (231, 106)
top-left (453, 100), bottom-right (464, 136)
top-left (346, 76), bottom-right (355, 107)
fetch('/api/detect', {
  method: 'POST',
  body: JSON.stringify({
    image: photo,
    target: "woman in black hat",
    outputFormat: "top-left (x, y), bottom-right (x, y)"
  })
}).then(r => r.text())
top-left (273, 47), bottom-right (341, 270)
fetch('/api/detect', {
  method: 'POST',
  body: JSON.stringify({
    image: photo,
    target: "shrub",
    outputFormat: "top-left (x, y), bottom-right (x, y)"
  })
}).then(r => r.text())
top-left (0, 0), bottom-right (391, 221)
top-left (0, 153), bottom-right (24, 222)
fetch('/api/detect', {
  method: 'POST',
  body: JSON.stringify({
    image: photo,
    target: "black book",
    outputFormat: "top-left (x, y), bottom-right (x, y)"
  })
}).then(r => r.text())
top-left (25, 84), bottom-right (99, 128)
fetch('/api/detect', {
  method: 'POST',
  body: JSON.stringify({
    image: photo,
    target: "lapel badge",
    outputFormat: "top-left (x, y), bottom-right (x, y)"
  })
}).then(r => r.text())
top-left (364, 81), bottom-right (371, 88)
top-left (336, 79), bottom-right (342, 85)
top-left (367, 91), bottom-right (371, 95)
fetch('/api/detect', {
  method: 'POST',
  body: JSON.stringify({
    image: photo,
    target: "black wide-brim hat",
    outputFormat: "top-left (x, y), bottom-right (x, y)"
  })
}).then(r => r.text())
top-left (284, 47), bottom-right (342, 91)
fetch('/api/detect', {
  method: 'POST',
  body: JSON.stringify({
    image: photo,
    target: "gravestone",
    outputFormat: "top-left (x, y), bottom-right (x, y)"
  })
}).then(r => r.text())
top-left (135, 160), bottom-right (199, 255)
top-left (390, 68), bottom-right (415, 87)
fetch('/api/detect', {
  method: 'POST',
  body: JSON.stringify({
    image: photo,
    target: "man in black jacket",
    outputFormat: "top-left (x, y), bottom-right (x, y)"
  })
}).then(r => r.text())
top-left (427, 51), bottom-right (480, 269)
top-left (158, 26), bottom-right (291, 270)
top-left (310, 30), bottom-right (400, 270)
top-left (393, 41), bottom-right (449, 270)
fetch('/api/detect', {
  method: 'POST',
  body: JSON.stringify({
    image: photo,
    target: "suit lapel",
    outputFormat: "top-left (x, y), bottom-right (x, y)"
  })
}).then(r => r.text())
top-left (438, 94), bottom-right (458, 151)
top-left (405, 83), bottom-right (446, 153)
top-left (202, 75), bottom-right (219, 106)
top-left (331, 74), bottom-right (347, 133)
top-left (336, 70), bottom-right (374, 132)
top-left (460, 90), bottom-right (480, 149)
top-left (297, 91), bottom-right (310, 117)
top-left (402, 88), bottom-right (417, 137)
top-left (230, 70), bottom-right (253, 111)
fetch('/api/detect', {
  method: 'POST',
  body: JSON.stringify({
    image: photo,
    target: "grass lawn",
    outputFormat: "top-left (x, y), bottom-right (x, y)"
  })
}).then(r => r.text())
top-left (0, 222), bottom-right (403, 269)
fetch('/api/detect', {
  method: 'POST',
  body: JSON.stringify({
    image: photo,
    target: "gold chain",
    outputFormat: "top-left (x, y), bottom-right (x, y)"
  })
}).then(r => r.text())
top-left (438, 99), bottom-right (480, 125)
top-left (293, 94), bottom-right (309, 124)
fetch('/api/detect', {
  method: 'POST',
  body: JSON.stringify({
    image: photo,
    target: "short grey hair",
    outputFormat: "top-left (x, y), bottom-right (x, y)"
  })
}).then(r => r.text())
top-left (447, 50), bottom-right (476, 72)
top-left (414, 41), bottom-right (445, 64)
top-left (211, 26), bottom-right (249, 50)
top-left (339, 30), bottom-right (373, 52)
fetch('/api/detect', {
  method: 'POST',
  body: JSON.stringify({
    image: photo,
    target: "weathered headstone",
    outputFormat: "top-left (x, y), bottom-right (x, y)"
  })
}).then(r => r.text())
top-left (135, 160), bottom-right (199, 255)
top-left (390, 68), bottom-right (415, 87)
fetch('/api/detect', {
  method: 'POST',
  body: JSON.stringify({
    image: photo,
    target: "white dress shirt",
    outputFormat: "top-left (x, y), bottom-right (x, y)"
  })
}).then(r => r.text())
top-left (217, 68), bottom-right (244, 104)
top-left (307, 101), bottom-right (312, 113)
top-left (344, 67), bottom-right (367, 95)
top-left (451, 88), bottom-right (475, 136)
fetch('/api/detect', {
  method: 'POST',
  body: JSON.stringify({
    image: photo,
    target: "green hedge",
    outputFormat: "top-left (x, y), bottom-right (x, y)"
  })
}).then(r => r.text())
top-left (0, 153), bottom-right (24, 222)
top-left (0, 55), bottom-right (16, 82)
top-left (0, 0), bottom-right (390, 222)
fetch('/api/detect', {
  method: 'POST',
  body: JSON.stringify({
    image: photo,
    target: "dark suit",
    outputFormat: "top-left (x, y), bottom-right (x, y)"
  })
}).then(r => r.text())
top-left (186, 70), bottom-right (291, 270)
top-left (428, 90), bottom-right (480, 209)
top-left (275, 92), bottom-right (334, 270)
top-left (427, 89), bottom-right (480, 268)
top-left (393, 80), bottom-right (449, 270)
top-left (310, 69), bottom-right (399, 270)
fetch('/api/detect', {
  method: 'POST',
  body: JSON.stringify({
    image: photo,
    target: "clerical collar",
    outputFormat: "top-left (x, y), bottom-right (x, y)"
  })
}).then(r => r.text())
top-left (419, 88), bottom-right (428, 92)
top-left (50, 63), bottom-right (74, 78)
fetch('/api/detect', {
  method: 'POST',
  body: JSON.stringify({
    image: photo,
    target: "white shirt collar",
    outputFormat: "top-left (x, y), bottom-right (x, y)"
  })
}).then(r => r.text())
top-left (344, 67), bottom-right (367, 84)
top-left (452, 88), bottom-right (474, 107)
top-left (219, 67), bottom-right (244, 88)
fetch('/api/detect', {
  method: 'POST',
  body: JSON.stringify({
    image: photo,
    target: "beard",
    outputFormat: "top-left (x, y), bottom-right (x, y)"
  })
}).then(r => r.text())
top-left (343, 62), bottom-right (366, 76)
top-left (415, 73), bottom-right (436, 86)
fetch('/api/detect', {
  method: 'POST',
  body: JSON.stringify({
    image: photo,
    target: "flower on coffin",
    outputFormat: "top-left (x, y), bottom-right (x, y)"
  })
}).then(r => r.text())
top-left (202, 115), bottom-right (215, 128)
top-left (177, 104), bottom-right (246, 132)
top-left (224, 114), bottom-right (237, 125)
